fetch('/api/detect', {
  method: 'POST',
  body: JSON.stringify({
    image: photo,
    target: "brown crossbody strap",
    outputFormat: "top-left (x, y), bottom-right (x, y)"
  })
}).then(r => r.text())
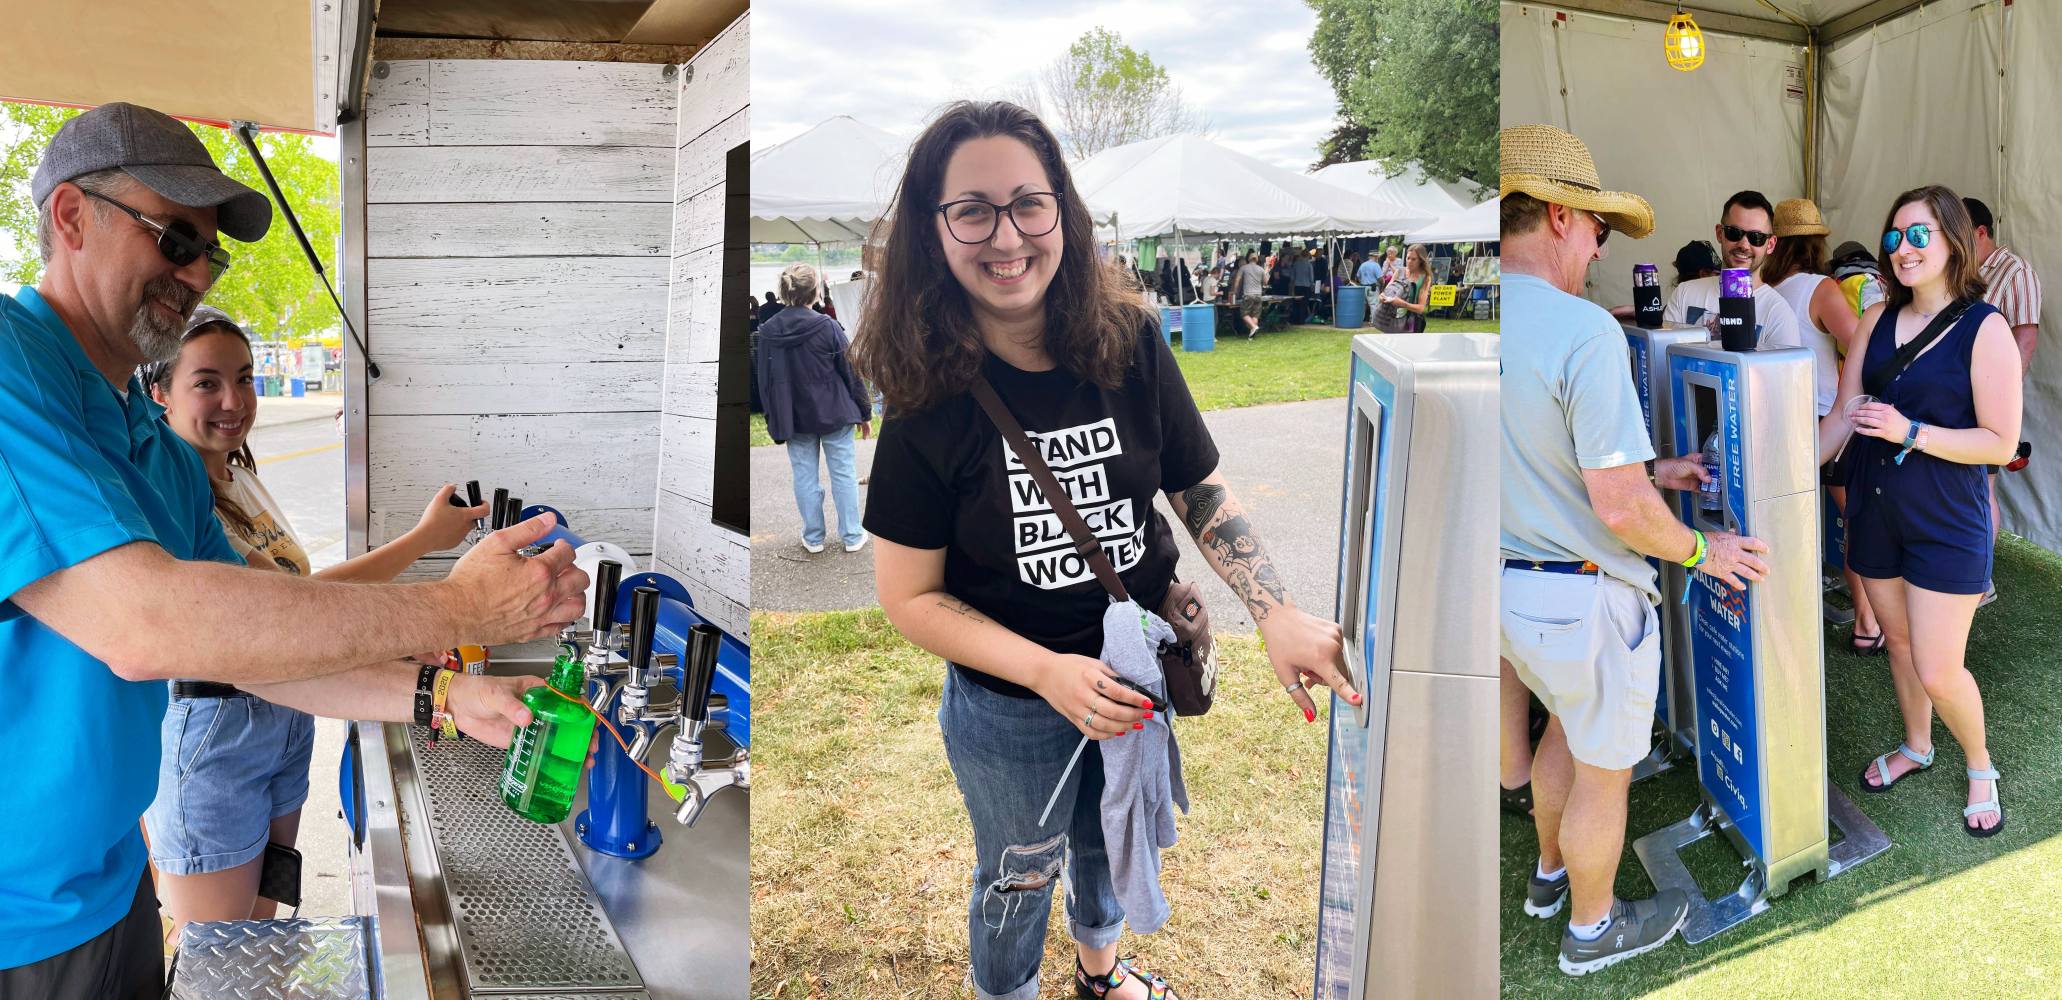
top-left (969, 375), bottom-right (1131, 603)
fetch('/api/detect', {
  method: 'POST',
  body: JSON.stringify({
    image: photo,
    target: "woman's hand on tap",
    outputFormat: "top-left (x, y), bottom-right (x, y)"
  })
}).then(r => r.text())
top-left (447, 513), bottom-right (589, 644)
top-left (414, 483), bottom-right (489, 552)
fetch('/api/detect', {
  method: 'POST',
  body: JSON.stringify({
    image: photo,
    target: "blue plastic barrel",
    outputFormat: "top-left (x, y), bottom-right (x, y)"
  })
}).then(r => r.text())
top-left (1158, 306), bottom-right (1181, 344)
top-left (1335, 285), bottom-right (1367, 329)
top-left (1180, 304), bottom-right (1216, 352)
top-left (253, 374), bottom-right (269, 396)
top-left (290, 378), bottom-right (305, 398)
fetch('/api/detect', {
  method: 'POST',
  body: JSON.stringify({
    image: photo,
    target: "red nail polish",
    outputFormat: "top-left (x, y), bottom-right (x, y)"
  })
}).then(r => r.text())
top-left (1351, 693), bottom-right (1362, 705)
top-left (1134, 722), bottom-right (1144, 730)
top-left (1141, 699), bottom-right (1152, 709)
top-left (1304, 707), bottom-right (1316, 723)
top-left (1144, 711), bottom-right (1154, 719)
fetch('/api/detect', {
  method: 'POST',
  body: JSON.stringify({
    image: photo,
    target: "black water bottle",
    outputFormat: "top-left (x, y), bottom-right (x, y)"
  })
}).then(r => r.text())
top-left (1717, 268), bottom-right (1756, 352)
top-left (1633, 263), bottom-right (1664, 328)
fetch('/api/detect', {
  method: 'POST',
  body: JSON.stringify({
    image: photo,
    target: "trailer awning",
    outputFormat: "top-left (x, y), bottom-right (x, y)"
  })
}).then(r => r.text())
top-left (0, 0), bottom-right (323, 132)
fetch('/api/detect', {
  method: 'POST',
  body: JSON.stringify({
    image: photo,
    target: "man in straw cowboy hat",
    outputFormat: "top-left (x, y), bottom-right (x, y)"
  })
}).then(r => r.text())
top-left (1661, 190), bottom-right (1803, 351)
top-left (1498, 124), bottom-right (1771, 976)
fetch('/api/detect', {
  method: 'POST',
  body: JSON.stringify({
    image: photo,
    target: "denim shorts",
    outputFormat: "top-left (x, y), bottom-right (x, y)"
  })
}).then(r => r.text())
top-left (144, 693), bottom-right (315, 876)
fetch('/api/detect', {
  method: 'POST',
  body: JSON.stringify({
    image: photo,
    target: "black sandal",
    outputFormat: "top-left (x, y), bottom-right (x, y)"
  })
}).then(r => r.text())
top-left (1501, 780), bottom-right (1534, 816)
top-left (1851, 630), bottom-right (1886, 656)
top-left (1075, 954), bottom-right (1175, 999)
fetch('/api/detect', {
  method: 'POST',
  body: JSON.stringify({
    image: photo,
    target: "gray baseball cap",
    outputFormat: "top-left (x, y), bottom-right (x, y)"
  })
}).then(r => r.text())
top-left (30, 102), bottom-right (272, 243)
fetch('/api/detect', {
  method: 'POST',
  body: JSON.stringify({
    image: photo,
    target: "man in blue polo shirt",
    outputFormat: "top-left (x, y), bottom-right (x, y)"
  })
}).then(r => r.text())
top-left (0, 103), bottom-right (593, 997)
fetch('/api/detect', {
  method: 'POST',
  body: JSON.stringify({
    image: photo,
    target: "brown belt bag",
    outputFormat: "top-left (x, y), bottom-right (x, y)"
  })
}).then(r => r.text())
top-left (971, 376), bottom-right (1218, 716)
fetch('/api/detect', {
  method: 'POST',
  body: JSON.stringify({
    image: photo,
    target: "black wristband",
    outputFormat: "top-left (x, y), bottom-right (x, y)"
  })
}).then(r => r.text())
top-left (414, 661), bottom-right (441, 727)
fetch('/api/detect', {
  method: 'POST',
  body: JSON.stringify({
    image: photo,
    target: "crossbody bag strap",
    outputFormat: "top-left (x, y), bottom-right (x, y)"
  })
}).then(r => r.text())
top-left (969, 375), bottom-right (1131, 603)
top-left (1863, 298), bottom-right (1973, 398)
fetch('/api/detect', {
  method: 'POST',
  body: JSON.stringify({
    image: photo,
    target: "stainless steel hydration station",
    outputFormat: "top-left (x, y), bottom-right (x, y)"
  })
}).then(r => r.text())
top-left (1314, 333), bottom-right (1498, 1000)
top-left (170, 503), bottom-right (750, 999)
top-left (1631, 341), bottom-right (1888, 943)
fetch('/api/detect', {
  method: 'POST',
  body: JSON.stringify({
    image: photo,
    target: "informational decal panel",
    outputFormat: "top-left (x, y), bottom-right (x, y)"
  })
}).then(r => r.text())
top-left (1626, 330), bottom-right (1668, 729)
top-left (1314, 361), bottom-right (1389, 999)
top-left (1671, 354), bottom-right (1766, 861)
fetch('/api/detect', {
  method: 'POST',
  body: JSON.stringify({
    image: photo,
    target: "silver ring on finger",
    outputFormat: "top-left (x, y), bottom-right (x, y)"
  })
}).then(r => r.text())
top-left (1084, 710), bottom-right (1096, 728)
top-left (1284, 682), bottom-right (1303, 696)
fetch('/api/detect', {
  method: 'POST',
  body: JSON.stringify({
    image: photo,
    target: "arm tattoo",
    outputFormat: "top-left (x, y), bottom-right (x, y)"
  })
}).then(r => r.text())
top-left (1194, 496), bottom-right (1290, 620)
top-left (936, 597), bottom-right (989, 625)
top-left (1179, 483), bottom-right (1227, 538)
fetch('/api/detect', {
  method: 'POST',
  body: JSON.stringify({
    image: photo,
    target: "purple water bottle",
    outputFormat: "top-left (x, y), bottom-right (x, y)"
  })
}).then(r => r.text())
top-left (1633, 263), bottom-right (1663, 328)
top-left (1717, 267), bottom-right (1756, 351)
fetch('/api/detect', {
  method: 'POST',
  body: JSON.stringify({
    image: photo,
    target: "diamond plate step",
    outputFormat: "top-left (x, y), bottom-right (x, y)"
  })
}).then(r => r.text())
top-left (172, 917), bottom-right (370, 1000)
top-left (410, 728), bottom-right (649, 995)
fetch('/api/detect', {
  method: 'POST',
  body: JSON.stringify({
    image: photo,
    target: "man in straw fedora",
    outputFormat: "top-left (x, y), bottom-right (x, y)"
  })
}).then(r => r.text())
top-left (1498, 124), bottom-right (1771, 976)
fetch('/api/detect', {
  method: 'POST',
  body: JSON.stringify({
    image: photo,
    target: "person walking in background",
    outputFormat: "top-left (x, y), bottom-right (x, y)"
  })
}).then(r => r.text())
top-left (1235, 250), bottom-right (1268, 338)
top-left (1965, 196), bottom-right (2040, 599)
top-left (1764, 198), bottom-right (1878, 653)
top-left (1499, 124), bottom-right (1769, 976)
top-left (1374, 246), bottom-right (1432, 333)
top-left (755, 263), bottom-right (872, 554)
top-left (1355, 248), bottom-right (1383, 286)
top-left (1291, 243), bottom-right (1316, 324)
top-left (1819, 186), bottom-right (2021, 836)
top-left (757, 290), bottom-right (786, 326)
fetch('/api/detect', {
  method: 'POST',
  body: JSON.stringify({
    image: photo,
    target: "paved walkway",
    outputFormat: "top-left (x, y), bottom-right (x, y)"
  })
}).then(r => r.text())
top-left (750, 397), bottom-right (1352, 633)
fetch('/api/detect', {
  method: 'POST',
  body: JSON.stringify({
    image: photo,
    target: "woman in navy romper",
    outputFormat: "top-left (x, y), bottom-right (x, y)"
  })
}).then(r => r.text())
top-left (1817, 186), bottom-right (2022, 836)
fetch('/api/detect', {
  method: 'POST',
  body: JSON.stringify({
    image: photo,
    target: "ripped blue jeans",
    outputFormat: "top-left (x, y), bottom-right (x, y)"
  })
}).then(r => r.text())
top-left (940, 665), bottom-right (1125, 1000)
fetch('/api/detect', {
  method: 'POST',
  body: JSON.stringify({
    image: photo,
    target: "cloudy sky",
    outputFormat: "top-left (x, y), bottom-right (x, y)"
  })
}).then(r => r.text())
top-left (751, 0), bottom-right (1341, 172)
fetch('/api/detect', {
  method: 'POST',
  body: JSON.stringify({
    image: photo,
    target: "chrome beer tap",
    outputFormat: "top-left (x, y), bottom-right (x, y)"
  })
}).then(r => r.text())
top-left (665, 624), bottom-right (747, 828)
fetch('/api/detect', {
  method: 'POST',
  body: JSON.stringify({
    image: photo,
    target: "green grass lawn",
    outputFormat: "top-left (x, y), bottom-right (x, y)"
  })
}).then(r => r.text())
top-left (750, 610), bottom-right (1332, 999)
top-left (1500, 534), bottom-right (2062, 997)
top-left (750, 316), bottom-right (1496, 448)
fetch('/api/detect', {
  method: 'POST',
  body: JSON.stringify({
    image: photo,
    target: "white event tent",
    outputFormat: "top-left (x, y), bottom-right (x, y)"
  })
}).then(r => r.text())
top-left (1070, 134), bottom-right (1437, 239)
top-left (749, 115), bottom-right (907, 244)
top-left (1313, 160), bottom-right (1491, 221)
top-left (1410, 196), bottom-right (1501, 245)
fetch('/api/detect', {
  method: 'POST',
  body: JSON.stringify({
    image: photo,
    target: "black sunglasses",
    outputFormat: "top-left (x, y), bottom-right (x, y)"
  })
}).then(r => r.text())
top-left (1721, 224), bottom-right (1773, 248)
top-left (81, 188), bottom-right (233, 283)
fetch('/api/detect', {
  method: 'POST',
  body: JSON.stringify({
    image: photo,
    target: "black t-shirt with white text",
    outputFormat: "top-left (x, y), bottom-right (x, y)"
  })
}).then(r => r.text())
top-left (863, 324), bottom-right (1220, 697)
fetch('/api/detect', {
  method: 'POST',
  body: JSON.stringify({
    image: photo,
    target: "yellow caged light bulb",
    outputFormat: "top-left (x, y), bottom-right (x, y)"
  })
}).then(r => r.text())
top-left (1666, 11), bottom-right (1705, 71)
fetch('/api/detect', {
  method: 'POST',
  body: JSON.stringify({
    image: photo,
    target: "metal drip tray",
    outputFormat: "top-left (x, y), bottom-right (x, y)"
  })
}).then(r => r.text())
top-left (172, 917), bottom-right (371, 999)
top-left (409, 728), bottom-right (650, 996)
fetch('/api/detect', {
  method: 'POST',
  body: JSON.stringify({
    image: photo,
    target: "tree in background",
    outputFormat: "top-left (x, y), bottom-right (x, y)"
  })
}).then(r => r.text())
top-left (1018, 27), bottom-right (1207, 160)
top-left (0, 101), bottom-right (342, 342)
top-left (1306, 0), bottom-right (1496, 184)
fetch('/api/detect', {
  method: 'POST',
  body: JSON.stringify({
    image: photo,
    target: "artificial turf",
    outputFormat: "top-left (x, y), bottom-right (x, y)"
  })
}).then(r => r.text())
top-left (1500, 534), bottom-right (2062, 997)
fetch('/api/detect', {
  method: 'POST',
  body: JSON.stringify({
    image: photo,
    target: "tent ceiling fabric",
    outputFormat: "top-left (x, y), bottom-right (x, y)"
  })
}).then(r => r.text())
top-left (0, 0), bottom-right (317, 131)
top-left (1070, 134), bottom-right (1437, 239)
top-left (750, 115), bottom-right (910, 244)
top-left (1409, 197), bottom-right (1501, 244)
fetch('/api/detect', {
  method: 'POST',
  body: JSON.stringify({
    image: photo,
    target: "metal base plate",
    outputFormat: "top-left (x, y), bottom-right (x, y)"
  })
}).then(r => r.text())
top-left (172, 918), bottom-right (371, 1000)
top-left (1634, 787), bottom-right (1889, 945)
top-left (411, 729), bottom-right (650, 995)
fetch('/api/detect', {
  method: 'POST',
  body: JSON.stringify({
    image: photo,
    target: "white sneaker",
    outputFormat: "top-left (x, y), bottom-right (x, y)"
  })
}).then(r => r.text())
top-left (802, 538), bottom-right (826, 554)
top-left (843, 533), bottom-right (869, 553)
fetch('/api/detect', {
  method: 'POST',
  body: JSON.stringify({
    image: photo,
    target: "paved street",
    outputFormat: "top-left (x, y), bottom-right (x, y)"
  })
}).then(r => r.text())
top-left (749, 397), bottom-right (1353, 634)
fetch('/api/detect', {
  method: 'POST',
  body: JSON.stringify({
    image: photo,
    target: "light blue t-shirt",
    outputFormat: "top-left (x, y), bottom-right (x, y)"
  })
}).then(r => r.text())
top-left (1499, 272), bottom-right (1660, 601)
top-left (0, 286), bottom-right (241, 969)
top-left (1356, 258), bottom-right (1382, 285)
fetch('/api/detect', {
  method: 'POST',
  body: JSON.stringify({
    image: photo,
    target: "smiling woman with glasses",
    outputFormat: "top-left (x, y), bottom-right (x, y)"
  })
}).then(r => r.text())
top-left (845, 100), bottom-right (1360, 1000)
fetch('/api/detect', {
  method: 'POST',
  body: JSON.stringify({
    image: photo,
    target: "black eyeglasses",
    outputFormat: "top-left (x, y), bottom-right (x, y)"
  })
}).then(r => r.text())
top-left (1720, 224), bottom-right (1773, 248)
top-left (936, 191), bottom-right (1062, 245)
top-left (81, 189), bottom-right (233, 283)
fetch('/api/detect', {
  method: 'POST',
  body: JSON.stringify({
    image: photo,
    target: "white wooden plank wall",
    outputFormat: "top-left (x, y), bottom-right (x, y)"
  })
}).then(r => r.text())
top-left (361, 59), bottom-right (676, 559)
top-left (653, 13), bottom-right (750, 639)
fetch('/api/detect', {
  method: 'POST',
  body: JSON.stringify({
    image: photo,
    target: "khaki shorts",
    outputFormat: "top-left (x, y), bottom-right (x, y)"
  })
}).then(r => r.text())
top-left (1239, 295), bottom-right (1263, 318)
top-left (1499, 567), bottom-right (1660, 770)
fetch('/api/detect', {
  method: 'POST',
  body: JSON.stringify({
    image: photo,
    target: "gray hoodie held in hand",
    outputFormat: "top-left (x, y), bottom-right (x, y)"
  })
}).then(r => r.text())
top-left (1096, 599), bottom-right (1189, 935)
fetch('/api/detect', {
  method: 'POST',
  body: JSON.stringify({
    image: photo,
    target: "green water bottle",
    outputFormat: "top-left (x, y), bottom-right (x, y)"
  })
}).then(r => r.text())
top-left (500, 645), bottom-right (597, 823)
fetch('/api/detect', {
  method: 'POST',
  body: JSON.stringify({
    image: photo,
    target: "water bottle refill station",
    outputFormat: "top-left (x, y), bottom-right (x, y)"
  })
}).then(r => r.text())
top-left (1623, 322), bottom-right (1712, 779)
top-left (172, 501), bottom-right (750, 999)
top-left (1314, 334), bottom-right (1496, 999)
top-left (1631, 342), bottom-right (1888, 943)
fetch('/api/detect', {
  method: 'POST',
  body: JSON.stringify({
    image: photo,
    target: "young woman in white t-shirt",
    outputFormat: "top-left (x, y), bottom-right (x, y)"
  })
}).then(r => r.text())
top-left (1764, 199), bottom-right (1879, 654)
top-left (139, 307), bottom-right (487, 940)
